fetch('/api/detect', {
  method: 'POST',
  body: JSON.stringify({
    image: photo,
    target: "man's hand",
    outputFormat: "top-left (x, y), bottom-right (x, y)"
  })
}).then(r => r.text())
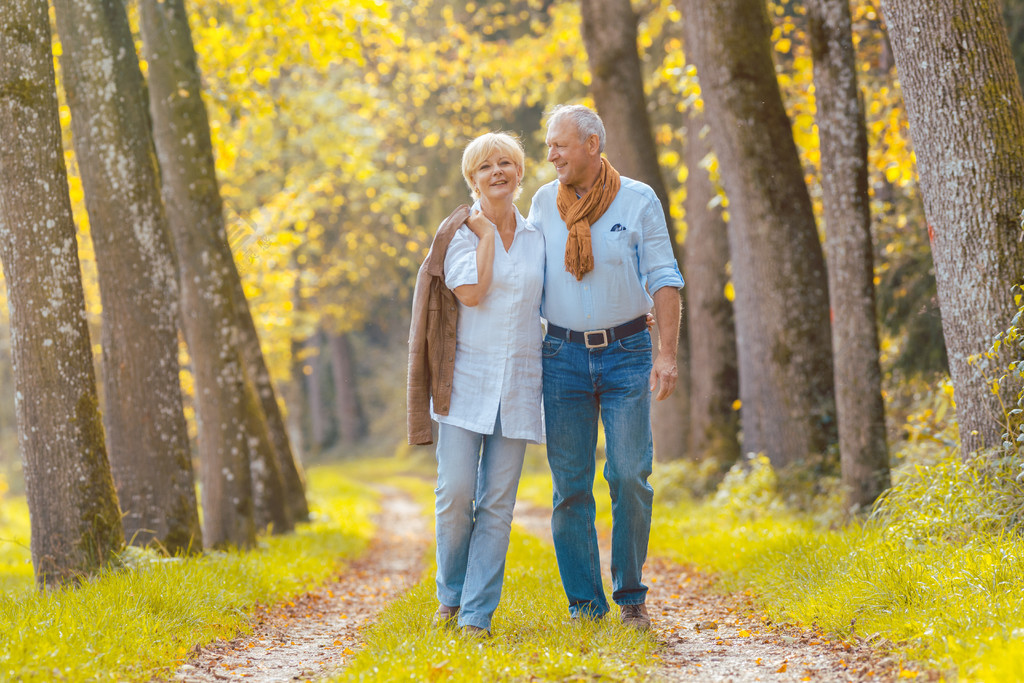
top-left (649, 286), bottom-right (681, 400)
top-left (649, 352), bottom-right (678, 401)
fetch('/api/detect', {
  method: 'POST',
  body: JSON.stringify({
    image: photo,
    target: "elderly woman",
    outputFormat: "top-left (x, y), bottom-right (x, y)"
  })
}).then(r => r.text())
top-left (407, 132), bottom-right (544, 636)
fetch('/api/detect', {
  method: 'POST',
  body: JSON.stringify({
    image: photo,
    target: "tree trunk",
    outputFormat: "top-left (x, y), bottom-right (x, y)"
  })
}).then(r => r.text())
top-left (139, 0), bottom-right (262, 547)
top-left (328, 331), bottom-right (367, 446)
top-left (52, 0), bottom-right (202, 552)
top-left (580, 0), bottom-right (690, 459)
top-left (306, 333), bottom-right (332, 453)
top-left (242, 375), bottom-right (292, 533)
top-left (680, 0), bottom-right (837, 469)
top-left (683, 111), bottom-right (740, 466)
top-left (234, 278), bottom-right (308, 522)
top-left (141, 0), bottom-right (299, 534)
top-left (0, 0), bottom-right (124, 586)
top-left (880, 0), bottom-right (1024, 454)
top-left (579, 0), bottom-right (677, 241)
top-left (807, 0), bottom-right (890, 507)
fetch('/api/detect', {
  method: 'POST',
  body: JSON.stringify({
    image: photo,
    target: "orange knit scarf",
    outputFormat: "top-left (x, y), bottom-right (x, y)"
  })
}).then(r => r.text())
top-left (556, 158), bottom-right (621, 280)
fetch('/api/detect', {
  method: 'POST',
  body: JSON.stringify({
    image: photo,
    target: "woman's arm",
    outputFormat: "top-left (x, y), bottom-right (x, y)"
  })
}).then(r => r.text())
top-left (452, 210), bottom-right (495, 307)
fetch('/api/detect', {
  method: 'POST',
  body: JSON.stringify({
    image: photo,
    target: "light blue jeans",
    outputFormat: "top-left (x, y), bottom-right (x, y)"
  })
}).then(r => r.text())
top-left (542, 329), bottom-right (654, 618)
top-left (434, 411), bottom-right (526, 631)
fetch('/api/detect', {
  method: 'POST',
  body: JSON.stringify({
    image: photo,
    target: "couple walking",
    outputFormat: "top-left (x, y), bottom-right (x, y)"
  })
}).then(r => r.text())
top-left (407, 104), bottom-right (683, 636)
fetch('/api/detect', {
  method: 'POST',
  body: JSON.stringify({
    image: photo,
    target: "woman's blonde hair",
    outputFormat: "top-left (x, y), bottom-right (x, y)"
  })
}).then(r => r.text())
top-left (461, 132), bottom-right (525, 201)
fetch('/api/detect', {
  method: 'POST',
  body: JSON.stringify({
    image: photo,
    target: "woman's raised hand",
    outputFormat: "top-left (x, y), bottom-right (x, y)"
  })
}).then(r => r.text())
top-left (466, 209), bottom-right (496, 239)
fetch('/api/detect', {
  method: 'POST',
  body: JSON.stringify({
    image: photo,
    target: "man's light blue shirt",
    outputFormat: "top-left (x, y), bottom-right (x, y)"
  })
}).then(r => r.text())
top-left (527, 176), bottom-right (684, 331)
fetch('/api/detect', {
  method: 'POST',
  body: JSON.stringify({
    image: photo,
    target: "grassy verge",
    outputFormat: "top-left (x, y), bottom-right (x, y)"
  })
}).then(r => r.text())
top-left (335, 529), bottom-right (659, 682)
top-left (0, 465), bottom-right (377, 682)
top-left (515, 440), bottom-right (1024, 680)
top-left (643, 454), bottom-right (1024, 681)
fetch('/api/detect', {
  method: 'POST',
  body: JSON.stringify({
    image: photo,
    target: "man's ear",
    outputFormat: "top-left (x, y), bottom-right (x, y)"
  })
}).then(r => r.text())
top-left (587, 134), bottom-right (601, 155)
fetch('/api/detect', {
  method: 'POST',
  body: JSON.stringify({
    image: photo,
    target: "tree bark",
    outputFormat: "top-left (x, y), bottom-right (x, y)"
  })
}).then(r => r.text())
top-left (680, 0), bottom-right (837, 468)
top-left (807, 0), bottom-right (890, 507)
top-left (579, 0), bottom-right (677, 241)
top-left (880, 0), bottom-right (1024, 454)
top-left (234, 278), bottom-right (308, 522)
top-left (140, 0), bottom-right (262, 547)
top-left (579, 0), bottom-right (690, 459)
top-left (0, 0), bottom-right (124, 586)
top-left (52, 0), bottom-right (202, 552)
top-left (328, 331), bottom-right (367, 446)
top-left (683, 111), bottom-right (740, 465)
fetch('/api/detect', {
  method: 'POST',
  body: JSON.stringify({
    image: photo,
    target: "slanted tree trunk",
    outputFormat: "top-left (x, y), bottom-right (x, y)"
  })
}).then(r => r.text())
top-left (0, 0), bottom-right (124, 586)
top-left (680, 0), bottom-right (837, 468)
top-left (140, 0), bottom-right (259, 547)
top-left (580, 0), bottom-right (690, 459)
top-left (52, 0), bottom-right (202, 552)
top-left (881, 0), bottom-right (1024, 454)
top-left (234, 280), bottom-right (308, 522)
top-left (141, 0), bottom-right (300, 534)
top-left (806, 0), bottom-right (890, 507)
top-left (328, 331), bottom-right (367, 446)
top-left (683, 110), bottom-right (740, 466)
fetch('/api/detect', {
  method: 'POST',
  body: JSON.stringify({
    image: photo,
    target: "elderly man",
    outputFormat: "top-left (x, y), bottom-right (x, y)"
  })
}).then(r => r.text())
top-left (528, 104), bottom-right (683, 630)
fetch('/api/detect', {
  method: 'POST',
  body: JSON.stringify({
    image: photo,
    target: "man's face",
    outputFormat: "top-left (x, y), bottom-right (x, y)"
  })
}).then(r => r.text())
top-left (545, 118), bottom-right (598, 190)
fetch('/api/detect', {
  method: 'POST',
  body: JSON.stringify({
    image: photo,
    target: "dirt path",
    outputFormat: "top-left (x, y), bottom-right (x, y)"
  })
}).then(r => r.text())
top-left (171, 489), bottom-right (916, 682)
top-left (170, 487), bottom-right (428, 682)
top-left (511, 501), bottom-right (915, 683)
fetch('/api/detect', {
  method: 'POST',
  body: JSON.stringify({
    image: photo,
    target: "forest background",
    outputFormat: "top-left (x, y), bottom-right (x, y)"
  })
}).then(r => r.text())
top-left (0, 0), bottom-right (968, 478)
top-left (2, 0), bottom-right (1024, 676)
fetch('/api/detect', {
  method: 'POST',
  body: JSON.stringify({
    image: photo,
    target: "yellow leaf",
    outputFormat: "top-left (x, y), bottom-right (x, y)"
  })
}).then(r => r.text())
top-left (724, 281), bottom-right (735, 302)
top-left (775, 38), bottom-right (792, 54)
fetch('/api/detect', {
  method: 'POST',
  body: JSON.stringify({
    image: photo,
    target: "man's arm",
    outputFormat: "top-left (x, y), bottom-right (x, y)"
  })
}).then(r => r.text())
top-left (649, 285), bottom-right (681, 401)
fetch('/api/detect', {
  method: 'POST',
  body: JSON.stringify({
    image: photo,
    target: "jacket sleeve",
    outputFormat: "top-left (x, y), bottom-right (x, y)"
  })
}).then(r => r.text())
top-left (407, 264), bottom-right (435, 445)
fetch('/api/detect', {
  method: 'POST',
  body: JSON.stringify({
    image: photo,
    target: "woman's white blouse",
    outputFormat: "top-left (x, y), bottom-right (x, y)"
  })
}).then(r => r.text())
top-left (430, 205), bottom-right (545, 443)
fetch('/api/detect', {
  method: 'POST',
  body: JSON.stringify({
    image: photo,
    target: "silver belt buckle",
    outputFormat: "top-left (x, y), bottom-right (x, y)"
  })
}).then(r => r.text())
top-left (584, 329), bottom-right (609, 349)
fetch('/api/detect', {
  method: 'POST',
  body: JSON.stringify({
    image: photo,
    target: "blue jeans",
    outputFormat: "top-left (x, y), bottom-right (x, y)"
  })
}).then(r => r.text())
top-left (434, 412), bottom-right (526, 631)
top-left (542, 330), bottom-right (654, 617)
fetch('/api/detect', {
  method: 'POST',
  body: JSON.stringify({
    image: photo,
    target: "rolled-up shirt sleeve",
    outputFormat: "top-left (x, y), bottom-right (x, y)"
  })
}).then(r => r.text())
top-left (444, 227), bottom-right (480, 290)
top-left (638, 199), bottom-right (685, 293)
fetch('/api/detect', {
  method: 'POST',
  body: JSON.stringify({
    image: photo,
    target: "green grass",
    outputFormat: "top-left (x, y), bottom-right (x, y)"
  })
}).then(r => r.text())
top-left (0, 465), bottom-right (377, 682)
top-left (643, 453), bottom-right (1024, 681)
top-left (335, 530), bottom-right (659, 682)
top-left (335, 449), bottom-right (659, 682)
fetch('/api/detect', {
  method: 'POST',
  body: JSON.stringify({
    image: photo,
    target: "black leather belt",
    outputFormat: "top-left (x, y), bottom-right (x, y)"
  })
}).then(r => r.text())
top-left (547, 315), bottom-right (647, 349)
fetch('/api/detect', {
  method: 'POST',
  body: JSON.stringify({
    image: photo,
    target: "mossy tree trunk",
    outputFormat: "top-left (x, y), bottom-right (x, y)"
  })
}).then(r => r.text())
top-left (52, 0), bottom-right (202, 552)
top-left (140, 0), bottom-right (305, 529)
top-left (0, 0), bottom-right (124, 586)
top-left (881, 0), bottom-right (1024, 454)
top-left (235, 278), bottom-right (308, 522)
top-left (680, 0), bottom-right (837, 468)
top-left (683, 109), bottom-right (740, 466)
top-left (579, 0), bottom-right (690, 460)
top-left (807, 0), bottom-right (890, 507)
top-left (139, 0), bottom-right (286, 546)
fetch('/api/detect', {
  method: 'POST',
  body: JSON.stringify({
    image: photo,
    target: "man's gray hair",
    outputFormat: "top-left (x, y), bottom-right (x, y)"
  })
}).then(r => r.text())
top-left (547, 104), bottom-right (606, 153)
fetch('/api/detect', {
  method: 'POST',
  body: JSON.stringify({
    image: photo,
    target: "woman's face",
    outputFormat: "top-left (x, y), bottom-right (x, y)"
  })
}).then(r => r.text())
top-left (472, 150), bottom-right (521, 204)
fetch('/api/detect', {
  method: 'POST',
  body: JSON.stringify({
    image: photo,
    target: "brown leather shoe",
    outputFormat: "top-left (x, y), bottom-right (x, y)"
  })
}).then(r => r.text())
top-left (620, 602), bottom-right (651, 631)
top-left (462, 625), bottom-right (490, 638)
top-left (432, 604), bottom-right (459, 626)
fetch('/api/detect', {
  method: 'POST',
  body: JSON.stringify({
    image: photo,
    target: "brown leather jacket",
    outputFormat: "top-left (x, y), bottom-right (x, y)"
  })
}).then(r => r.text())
top-left (407, 205), bottom-right (470, 445)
